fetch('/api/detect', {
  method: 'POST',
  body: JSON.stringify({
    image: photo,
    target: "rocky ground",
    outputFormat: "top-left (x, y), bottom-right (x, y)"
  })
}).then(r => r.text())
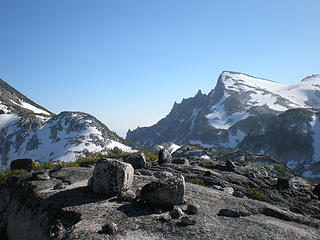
top-left (1, 145), bottom-right (320, 240)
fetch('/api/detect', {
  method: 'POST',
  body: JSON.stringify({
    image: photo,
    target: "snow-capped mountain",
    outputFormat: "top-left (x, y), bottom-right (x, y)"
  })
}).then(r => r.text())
top-left (0, 78), bottom-right (134, 169)
top-left (126, 71), bottom-right (320, 179)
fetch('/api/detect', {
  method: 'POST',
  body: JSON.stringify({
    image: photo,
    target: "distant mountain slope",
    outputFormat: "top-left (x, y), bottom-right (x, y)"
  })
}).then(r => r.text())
top-left (0, 78), bottom-right (134, 169)
top-left (126, 71), bottom-right (320, 179)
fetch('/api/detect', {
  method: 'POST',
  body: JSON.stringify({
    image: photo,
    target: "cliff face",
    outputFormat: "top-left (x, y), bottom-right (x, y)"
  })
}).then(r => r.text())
top-left (1, 146), bottom-right (319, 240)
top-left (127, 72), bottom-right (320, 179)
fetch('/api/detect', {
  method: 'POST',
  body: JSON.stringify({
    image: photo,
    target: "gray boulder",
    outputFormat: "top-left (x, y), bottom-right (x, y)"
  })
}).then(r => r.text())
top-left (187, 203), bottom-right (199, 215)
top-left (101, 222), bottom-right (118, 235)
top-left (225, 159), bottom-right (236, 172)
top-left (181, 217), bottom-right (196, 225)
top-left (276, 178), bottom-right (291, 190)
top-left (312, 183), bottom-right (320, 198)
top-left (88, 158), bottom-right (134, 196)
top-left (140, 175), bottom-right (185, 206)
top-left (10, 158), bottom-right (38, 172)
top-left (123, 152), bottom-right (146, 169)
top-left (170, 207), bottom-right (184, 219)
top-left (158, 149), bottom-right (172, 165)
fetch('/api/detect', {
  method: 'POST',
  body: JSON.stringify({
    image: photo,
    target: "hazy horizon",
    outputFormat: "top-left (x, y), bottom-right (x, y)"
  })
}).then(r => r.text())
top-left (1, 0), bottom-right (319, 138)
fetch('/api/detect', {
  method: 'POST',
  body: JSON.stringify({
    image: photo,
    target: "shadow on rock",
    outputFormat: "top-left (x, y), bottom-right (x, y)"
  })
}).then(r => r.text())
top-left (46, 186), bottom-right (111, 208)
top-left (117, 202), bottom-right (165, 217)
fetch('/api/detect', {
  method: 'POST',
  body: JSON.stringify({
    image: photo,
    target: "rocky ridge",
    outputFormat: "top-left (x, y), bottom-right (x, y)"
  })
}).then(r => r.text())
top-left (1, 145), bottom-right (319, 240)
top-left (126, 71), bottom-right (320, 180)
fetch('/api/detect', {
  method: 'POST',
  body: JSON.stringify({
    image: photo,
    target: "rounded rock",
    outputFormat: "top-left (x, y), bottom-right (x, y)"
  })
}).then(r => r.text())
top-left (187, 204), bottom-right (199, 215)
top-left (123, 152), bottom-right (146, 169)
top-left (158, 149), bottom-right (172, 165)
top-left (88, 158), bottom-right (134, 196)
top-left (170, 207), bottom-right (184, 219)
top-left (102, 222), bottom-right (118, 235)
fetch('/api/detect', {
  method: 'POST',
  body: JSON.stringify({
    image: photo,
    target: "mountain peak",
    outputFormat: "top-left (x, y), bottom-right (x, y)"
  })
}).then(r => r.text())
top-left (301, 74), bottom-right (320, 82)
top-left (195, 89), bottom-right (203, 96)
top-left (219, 71), bottom-right (276, 84)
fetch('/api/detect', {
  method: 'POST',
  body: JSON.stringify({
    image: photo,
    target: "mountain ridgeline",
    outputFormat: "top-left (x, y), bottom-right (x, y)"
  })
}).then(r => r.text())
top-left (0, 78), bottom-right (135, 169)
top-left (126, 71), bottom-right (320, 179)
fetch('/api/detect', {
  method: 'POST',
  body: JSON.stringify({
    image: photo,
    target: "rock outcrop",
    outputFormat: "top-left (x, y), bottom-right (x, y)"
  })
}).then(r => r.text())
top-left (0, 145), bottom-right (320, 239)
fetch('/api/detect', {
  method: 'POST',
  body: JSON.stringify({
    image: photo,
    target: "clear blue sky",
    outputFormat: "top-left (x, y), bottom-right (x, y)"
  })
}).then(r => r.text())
top-left (0, 0), bottom-right (319, 137)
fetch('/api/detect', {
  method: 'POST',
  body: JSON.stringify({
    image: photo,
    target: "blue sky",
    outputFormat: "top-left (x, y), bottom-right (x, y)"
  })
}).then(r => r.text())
top-left (0, 0), bottom-right (319, 137)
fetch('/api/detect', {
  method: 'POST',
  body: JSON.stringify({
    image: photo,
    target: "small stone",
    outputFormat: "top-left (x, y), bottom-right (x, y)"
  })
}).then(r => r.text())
top-left (313, 183), bottom-right (320, 198)
top-left (187, 204), bottom-right (199, 215)
top-left (170, 207), bottom-right (184, 219)
top-left (223, 187), bottom-right (234, 195)
top-left (53, 183), bottom-right (64, 190)
top-left (32, 171), bottom-right (50, 180)
top-left (118, 190), bottom-right (136, 202)
top-left (276, 178), bottom-right (291, 190)
top-left (101, 222), bottom-right (118, 235)
top-left (212, 185), bottom-right (223, 191)
top-left (53, 164), bottom-right (63, 172)
top-left (233, 190), bottom-right (245, 198)
top-left (225, 160), bottom-right (236, 172)
top-left (217, 209), bottom-right (241, 218)
top-left (181, 217), bottom-right (196, 225)
top-left (158, 214), bottom-right (171, 223)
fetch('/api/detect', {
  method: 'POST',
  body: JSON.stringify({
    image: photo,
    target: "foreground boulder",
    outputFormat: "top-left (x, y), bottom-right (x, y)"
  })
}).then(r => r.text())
top-left (88, 158), bottom-right (134, 196)
top-left (123, 152), bottom-right (146, 169)
top-left (140, 175), bottom-right (185, 206)
top-left (158, 149), bottom-right (172, 165)
top-left (276, 178), bottom-right (291, 190)
top-left (313, 183), bottom-right (320, 198)
top-left (10, 158), bottom-right (38, 172)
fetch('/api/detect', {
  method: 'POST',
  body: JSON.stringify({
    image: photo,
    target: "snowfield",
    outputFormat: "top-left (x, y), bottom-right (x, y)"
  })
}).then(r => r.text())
top-left (10, 100), bottom-right (51, 115)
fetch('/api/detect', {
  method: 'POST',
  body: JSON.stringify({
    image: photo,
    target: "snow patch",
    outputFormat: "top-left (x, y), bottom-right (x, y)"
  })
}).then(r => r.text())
top-left (11, 100), bottom-right (50, 115)
top-left (0, 114), bottom-right (19, 129)
top-left (201, 155), bottom-right (210, 160)
top-left (207, 95), bottom-right (250, 129)
top-left (106, 140), bottom-right (135, 153)
top-left (168, 143), bottom-right (181, 153)
top-left (222, 72), bottom-right (320, 109)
